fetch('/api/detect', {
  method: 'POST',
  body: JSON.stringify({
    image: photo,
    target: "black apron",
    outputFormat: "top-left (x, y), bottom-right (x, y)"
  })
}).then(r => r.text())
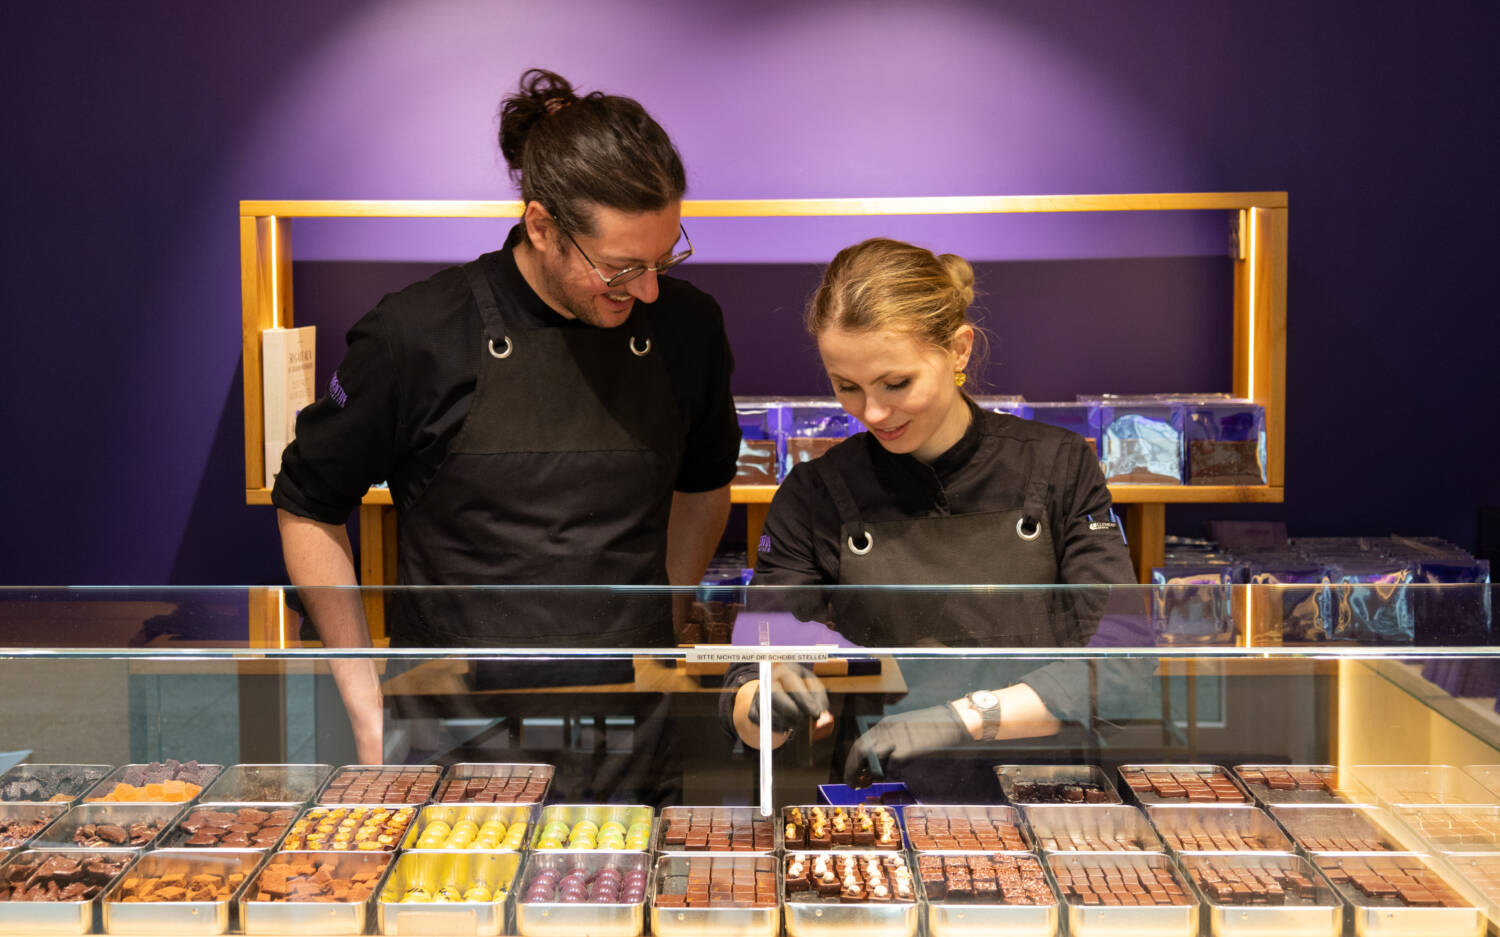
top-left (391, 259), bottom-right (681, 649)
top-left (810, 431), bottom-right (1103, 800)
top-left (386, 259), bottom-right (683, 805)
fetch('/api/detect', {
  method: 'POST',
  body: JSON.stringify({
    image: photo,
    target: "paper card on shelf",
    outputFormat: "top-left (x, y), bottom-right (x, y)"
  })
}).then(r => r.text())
top-left (262, 325), bottom-right (316, 489)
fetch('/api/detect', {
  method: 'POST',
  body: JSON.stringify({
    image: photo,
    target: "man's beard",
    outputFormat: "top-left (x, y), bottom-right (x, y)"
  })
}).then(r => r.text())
top-left (534, 252), bottom-right (631, 329)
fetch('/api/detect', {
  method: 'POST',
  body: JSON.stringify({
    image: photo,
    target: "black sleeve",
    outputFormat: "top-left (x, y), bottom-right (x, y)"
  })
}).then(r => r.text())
top-left (272, 304), bottom-right (404, 525)
top-left (750, 463), bottom-right (842, 621)
top-left (672, 297), bottom-right (740, 493)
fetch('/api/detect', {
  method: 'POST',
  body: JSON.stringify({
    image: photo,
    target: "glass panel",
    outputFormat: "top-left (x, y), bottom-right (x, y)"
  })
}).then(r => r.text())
top-left (1, 584), bottom-right (1497, 930)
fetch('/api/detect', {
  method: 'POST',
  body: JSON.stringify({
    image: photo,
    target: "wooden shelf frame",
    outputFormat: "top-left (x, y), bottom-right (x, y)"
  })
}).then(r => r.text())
top-left (242, 193), bottom-right (1288, 614)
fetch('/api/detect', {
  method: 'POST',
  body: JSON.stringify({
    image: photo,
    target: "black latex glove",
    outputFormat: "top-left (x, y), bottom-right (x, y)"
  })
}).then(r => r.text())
top-left (843, 703), bottom-right (973, 787)
top-left (747, 663), bottom-right (831, 734)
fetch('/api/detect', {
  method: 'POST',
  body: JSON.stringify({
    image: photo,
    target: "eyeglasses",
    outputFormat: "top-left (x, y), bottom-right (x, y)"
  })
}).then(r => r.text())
top-left (561, 224), bottom-right (693, 287)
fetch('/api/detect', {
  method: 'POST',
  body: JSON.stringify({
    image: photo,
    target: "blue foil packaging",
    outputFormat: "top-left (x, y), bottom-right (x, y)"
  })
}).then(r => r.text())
top-left (1027, 402), bottom-right (1096, 453)
top-left (1320, 558), bottom-right (1415, 642)
top-left (1151, 565), bottom-right (1235, 644)
top-left (1091, 397), bottom-right (1184, 484)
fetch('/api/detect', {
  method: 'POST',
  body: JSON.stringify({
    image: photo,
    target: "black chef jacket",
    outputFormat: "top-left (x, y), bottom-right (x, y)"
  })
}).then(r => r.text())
top-left (751, 400), bottom-right (1140, 723)
top-left (273, 226), bottom-right (740, 528)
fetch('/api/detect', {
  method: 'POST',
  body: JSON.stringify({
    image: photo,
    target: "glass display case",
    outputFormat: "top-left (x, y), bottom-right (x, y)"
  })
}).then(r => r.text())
top-left (0, 582), bottom-right (1496, 935)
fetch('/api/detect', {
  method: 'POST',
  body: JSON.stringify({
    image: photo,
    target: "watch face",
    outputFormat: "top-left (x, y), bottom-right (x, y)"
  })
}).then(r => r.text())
top-left (970, 691), bottom-right (998, 710)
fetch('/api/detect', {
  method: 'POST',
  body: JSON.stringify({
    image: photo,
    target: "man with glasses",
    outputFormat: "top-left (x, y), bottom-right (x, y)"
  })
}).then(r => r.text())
top-left (273, 69), bottom-right (739, 794)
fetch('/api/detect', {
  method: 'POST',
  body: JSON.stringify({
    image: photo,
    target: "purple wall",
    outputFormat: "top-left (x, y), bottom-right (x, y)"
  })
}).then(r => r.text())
top-left (2, 1), bottom-right (1497, 585)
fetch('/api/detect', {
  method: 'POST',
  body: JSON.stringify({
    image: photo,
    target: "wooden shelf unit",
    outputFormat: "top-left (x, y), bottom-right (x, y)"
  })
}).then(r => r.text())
top-left (242, 194), bottom-right (1288, 632)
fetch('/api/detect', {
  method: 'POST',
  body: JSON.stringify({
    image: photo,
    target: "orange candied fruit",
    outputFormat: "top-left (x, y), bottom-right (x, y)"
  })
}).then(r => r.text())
top-left (89, 780), bottom-right (203, 803)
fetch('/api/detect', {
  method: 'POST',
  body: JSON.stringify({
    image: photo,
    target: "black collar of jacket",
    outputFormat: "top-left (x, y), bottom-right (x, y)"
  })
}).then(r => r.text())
top-left (863, 395), bottom-right (986, 514)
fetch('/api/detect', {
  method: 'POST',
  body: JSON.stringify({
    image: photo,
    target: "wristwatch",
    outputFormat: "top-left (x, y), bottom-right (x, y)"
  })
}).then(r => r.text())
top-left (964, 690), bottom-right (1004, 740)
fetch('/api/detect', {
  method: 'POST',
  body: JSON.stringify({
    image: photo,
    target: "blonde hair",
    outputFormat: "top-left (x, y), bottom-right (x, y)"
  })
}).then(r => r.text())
top-left (806, 238), bottom-right (981, 375)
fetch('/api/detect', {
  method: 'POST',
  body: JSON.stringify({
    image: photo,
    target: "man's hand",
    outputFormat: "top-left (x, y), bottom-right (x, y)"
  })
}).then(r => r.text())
top-left (749, 663), bottom-right (832, 734)
top-left (843, 704), bottom-right (972, 787)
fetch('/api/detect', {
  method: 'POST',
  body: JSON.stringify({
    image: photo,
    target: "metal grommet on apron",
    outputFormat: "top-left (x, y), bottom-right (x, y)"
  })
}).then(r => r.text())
top-left (1016, 516), bottom-right (1042, 541)
top-left (630, 336), bottom-right (651, 357)
top-left (488, 336), bottom-right (513, 359)
top-left (847, 530), bottom-right (874, 555)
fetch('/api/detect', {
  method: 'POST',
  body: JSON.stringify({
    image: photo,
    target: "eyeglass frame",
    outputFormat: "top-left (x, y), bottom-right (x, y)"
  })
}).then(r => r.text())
top-left (559, 223), bottom-right (694, 288)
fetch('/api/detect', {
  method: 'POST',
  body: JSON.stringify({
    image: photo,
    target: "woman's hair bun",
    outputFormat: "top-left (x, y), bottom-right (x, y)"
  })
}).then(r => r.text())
top-left (498, 68), bottom-right (580, 171)
top-left (938, 252), bottom-right (975, 309)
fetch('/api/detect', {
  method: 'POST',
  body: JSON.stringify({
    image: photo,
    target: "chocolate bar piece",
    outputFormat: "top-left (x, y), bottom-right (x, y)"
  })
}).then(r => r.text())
top-left (0, 853), bottom-right (130, 902)
top-left (321, 767), bottom-right (436, 805)
top-left (171, 806), bottom-right (297, 849)
top-left (1120, 766), bottom-right (1245, 803)
top-left (662, 810), bottom-right (774, 852)
top-left (1316, 856), bottom-right (1470, 909)
top-left (907, 811), bottom-right (1026, 851)
top-left (923, 854), bottom-right (1054, 906)
top-left (1052, 858), bottom-right (1190, 907)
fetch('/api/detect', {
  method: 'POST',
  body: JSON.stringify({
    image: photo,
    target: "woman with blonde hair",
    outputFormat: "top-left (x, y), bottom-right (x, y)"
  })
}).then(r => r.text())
top-left (731, 238), bottom-right (1138, 796)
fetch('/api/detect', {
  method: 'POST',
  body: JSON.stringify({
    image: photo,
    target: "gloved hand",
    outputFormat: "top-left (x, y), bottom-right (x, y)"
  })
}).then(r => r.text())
top-left (747, 663), bottom-right (831, 735)
top-left (843, 703), bottom-right (973, 787)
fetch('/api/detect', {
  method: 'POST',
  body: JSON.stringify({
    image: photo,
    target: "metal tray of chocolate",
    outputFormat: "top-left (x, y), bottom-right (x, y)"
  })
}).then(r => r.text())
top-left (1313, 852), bottom-right (1485, 937)
top-left (1388, 804), bottom-right (1500, 854)
top-left (993, 764), bottom-right (1122, 805)
top-left (918, 851), bottom-right (1058, 937)
top-left (101, 848), bottom-right (264, 935)
top-left (783, 851), bottom-right (918, 937)
top-left (0, 765), bottom-right (112, 805)
top-left (33, 803), bottom-right (184, 851)
top-left (1178, 851), bottom-right (1343, 937)
top-left (514, 850), bottom-right (650, 937)
top-left (650, 854), bottom-right (780, 937)
top-left (1145, 805), bottom-right (1292, 854)
top-left (0, 803), bottom-right (67, 854)
top-left (1117, 764), bottom-right (1249, 806)
top-left (377, 850), bottom-right (520, 937)
top-left (406, 803), bottom-right (532, 851)
top-left (1025, 804), bottom-right (1159, 853)
top-left (1046, 851), bottom-right (1199, 937)
top-left (0, 847), bottom-right (138, 935)
top-left (1270, 805), bottom-right (1403, 854)
top-left (657, 806), bottom-right (778, 855)
top-left (159, 802), bottom-right (300, 851)
top-left (1434, 851), bottom-right (1500, 931)
top-left (531, 805), bottom-right (655, 852)
top-left (239, 849), bottom-right (393, 936)
top-left (903, 805), bottom-right (1027, 853)
top-left (1233, 764), bottom-right (1367, 806)
top-left (1347, 764), bottom-right (1497, 810)
top-left (782, 805), bottom-right (904, 851)
top-left (199, 764), bottom-right (332, 805)
top-left (434, 762), bottom-right (554, 805)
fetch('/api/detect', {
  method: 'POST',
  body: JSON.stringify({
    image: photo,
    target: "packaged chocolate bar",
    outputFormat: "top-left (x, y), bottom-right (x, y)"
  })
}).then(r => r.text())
top-left (1091, 397), bottom-right (1184, 485)
top-left (1181, 397), bottom-right (1266, 485)
top-left (781, 399), bottom-right (862, 477)
top-left (733, 397), bottom-right (788, 485)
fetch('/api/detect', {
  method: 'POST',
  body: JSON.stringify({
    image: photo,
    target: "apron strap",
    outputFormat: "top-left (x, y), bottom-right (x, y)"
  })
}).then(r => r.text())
top-left (811, 457), bottom-right (869, 550)
top-left (1020, 430), bottom-right (1067, 535)
top-left (462, 261), bottom-right (511, 354)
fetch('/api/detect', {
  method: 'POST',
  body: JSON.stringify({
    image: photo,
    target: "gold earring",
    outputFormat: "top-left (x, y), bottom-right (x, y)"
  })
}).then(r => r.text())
top-left (954, 372), bottom-right (967, 387)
